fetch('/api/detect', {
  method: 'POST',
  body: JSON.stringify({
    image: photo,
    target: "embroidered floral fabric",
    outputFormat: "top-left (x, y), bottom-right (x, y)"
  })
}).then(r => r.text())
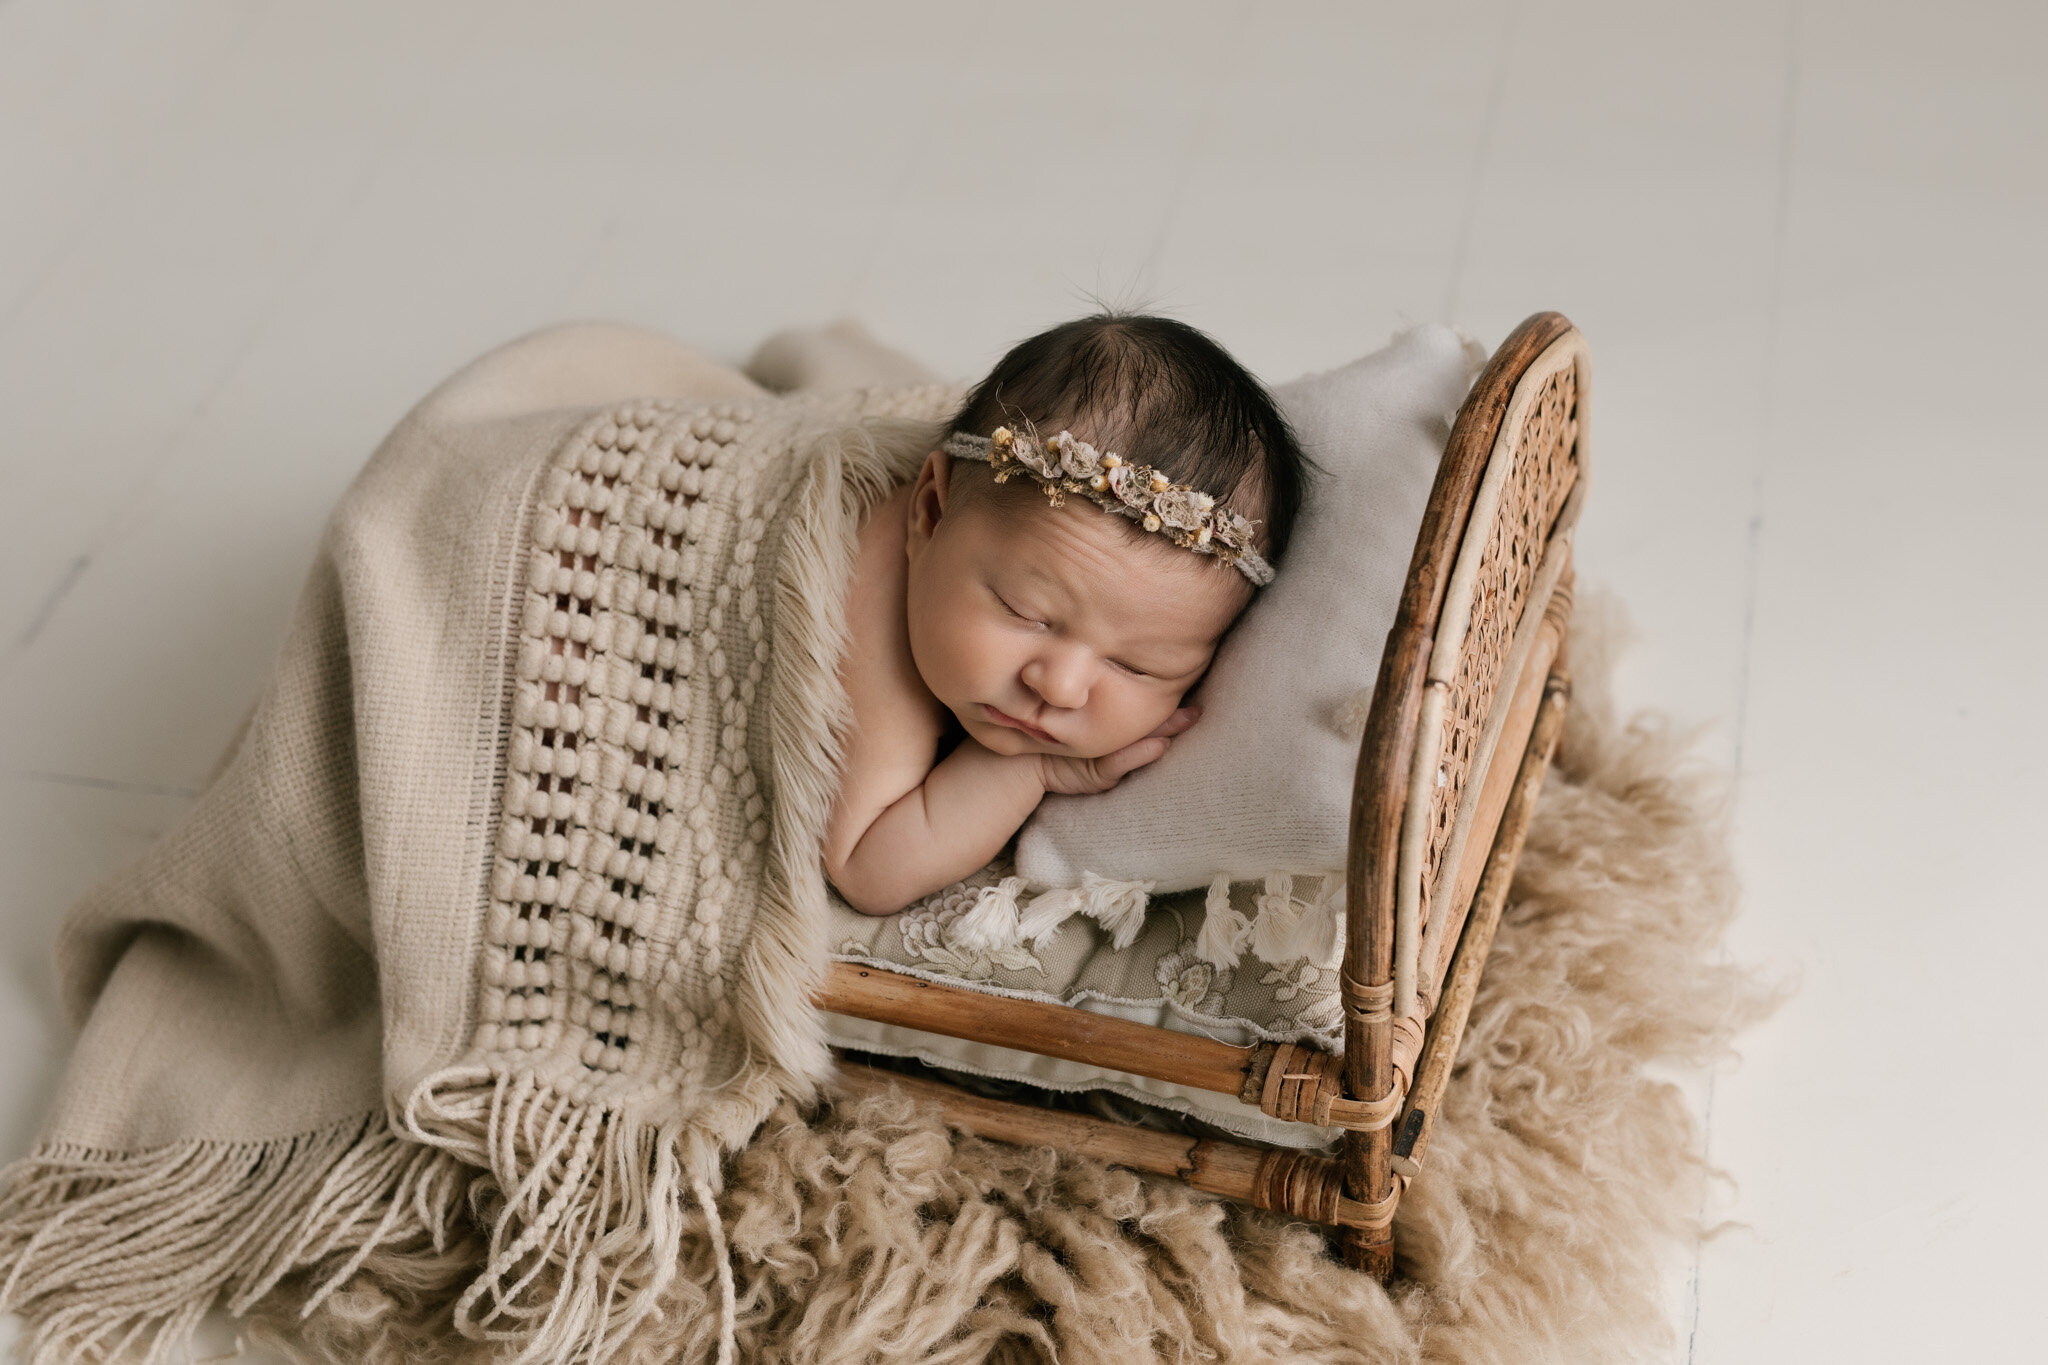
top-left (825, 864), bottom-right (1345, 1147)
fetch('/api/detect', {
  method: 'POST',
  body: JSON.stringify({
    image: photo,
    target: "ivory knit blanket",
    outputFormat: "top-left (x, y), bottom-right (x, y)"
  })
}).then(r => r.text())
top-left (0, 370), bottom-right (956, 1363)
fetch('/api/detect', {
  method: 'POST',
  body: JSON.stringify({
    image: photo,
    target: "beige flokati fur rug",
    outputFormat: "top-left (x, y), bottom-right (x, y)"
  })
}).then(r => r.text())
top-left (241, 614), bottom-right (1773, 1365)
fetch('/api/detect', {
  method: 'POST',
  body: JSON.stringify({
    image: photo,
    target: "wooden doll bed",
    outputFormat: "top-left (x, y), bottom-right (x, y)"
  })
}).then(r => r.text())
top-left (817, 311), bottom-right (1588, 1276)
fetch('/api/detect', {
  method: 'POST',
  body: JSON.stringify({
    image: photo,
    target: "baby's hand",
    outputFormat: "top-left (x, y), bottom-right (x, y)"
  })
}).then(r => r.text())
top-left (1037, 706), bottom-right (1199, 796)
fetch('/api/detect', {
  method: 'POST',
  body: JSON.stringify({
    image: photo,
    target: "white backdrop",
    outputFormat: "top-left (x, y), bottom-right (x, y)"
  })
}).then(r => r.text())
top-left (3, 2), bottom-right (2044, 1358)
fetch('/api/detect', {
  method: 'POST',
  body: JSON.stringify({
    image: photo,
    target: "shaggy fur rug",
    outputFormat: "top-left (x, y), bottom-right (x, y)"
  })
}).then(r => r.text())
top-left (243, 616), bottom-right (1773, 1364)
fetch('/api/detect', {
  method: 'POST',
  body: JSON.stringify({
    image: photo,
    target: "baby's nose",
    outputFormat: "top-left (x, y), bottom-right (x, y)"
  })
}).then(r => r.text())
top-left (1022, 649), bottom-right (1090, 710)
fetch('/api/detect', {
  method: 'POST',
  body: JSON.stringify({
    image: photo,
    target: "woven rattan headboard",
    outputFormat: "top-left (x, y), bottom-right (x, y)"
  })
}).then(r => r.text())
top-left (1344, 313), bottom-right (1588, 1026)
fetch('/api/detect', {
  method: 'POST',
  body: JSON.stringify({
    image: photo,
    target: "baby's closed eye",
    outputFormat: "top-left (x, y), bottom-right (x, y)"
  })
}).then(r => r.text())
top-left (994, 592), bottom-right (1044, 626)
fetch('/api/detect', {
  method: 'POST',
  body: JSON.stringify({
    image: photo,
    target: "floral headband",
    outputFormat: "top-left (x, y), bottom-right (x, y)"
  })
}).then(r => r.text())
top-left (941, 426), bottom-right (1276, 586)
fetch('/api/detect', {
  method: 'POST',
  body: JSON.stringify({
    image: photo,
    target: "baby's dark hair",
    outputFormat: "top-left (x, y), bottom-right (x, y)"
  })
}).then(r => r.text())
top-left (945, 313), bottom-right (1312, 563)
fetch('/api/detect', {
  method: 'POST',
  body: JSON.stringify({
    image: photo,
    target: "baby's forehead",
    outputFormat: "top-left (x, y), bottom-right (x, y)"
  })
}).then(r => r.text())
top-left (970, 495), bottom-right (1247, 643)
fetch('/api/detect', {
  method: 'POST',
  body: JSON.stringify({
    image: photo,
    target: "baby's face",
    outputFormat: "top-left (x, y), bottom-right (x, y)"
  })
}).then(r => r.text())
top-left (903, 452), bottom-right (1253, 760)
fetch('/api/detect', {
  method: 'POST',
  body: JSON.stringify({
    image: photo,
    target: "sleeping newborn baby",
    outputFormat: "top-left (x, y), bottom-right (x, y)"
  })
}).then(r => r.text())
top-left (824, 314), bottom-right (1311, 914)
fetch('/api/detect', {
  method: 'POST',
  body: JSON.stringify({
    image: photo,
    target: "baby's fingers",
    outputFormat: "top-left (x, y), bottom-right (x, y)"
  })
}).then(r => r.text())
top-left (1097, 735), bottom-right (1171, 784)
top-left (1148, 705), bottom-right (1201, 741)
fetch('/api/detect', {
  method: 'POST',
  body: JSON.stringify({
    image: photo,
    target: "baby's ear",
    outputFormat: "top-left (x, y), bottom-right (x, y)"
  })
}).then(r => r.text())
top-left (905, 449), bottom-right (952, 554)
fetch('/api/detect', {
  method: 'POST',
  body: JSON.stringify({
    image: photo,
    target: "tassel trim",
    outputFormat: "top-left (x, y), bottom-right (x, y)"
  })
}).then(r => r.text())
top-left (944, 876), bottom-right (1025, 953)
top-left (1014, 872), bottom-right (1155, 951)
top-left (1247, 872), bottom-right (1346, 968)
top-left (1194, 874), bottom-right (1252, 969)
top-left (1078, 873), bottom-right (1154, 950)
top-left (951, 873), bottom-right (1159, 953)
top-left (939, 867), bottom-right (1348, 970)
top-left (0, 1112), bottom-right (469, 1365)
top-left (1015, 883), bottom-right (1085, 946)
top-left (400, 1063), bottom-right (749, 1365)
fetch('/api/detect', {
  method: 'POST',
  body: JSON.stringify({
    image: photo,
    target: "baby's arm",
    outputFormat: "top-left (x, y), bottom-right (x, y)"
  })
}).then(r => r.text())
top-left (827, 724), bottom-right (1185, 916)
top-left (826, 740), bottom-right (1042, 915)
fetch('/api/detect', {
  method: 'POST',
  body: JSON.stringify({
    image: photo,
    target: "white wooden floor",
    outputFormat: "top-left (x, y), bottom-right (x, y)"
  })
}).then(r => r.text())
top-left (4, 2), bottom-right (2043, 1359)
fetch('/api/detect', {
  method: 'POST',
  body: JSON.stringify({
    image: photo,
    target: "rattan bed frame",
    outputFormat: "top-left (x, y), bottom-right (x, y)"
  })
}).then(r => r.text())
top-left (816, 312), bottom-right (1588, 1277)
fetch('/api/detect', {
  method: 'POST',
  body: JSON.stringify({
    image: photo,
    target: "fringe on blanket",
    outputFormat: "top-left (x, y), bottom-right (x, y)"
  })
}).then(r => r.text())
top-left (0, 1068), bottom-right (767, 1365)
top-left (0, 1114), bottom-right (471, 1365)
top-left (399, 1063), bottom-right (779, 1365)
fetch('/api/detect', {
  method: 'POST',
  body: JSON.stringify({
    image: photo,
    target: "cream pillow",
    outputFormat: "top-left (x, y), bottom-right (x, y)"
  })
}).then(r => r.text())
top-left (1014, 324), bottom-right (1480, 894)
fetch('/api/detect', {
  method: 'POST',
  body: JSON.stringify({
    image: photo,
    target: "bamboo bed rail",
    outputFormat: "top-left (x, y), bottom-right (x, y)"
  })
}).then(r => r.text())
top-left (815, 962), bottom-right (1255, 1095)
top-left (832, 1063), bottom-right (1396, 1232)
top-left (813, 962), bottom-right (1418, 1131)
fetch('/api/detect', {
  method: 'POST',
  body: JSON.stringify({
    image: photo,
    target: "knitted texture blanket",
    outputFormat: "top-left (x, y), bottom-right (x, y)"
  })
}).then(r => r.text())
top-left (0, 365), bottom-right (955, 1364)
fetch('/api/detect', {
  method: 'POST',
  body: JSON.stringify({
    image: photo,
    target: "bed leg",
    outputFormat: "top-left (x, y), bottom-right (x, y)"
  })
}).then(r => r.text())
top-left (1337, 1127), bottom-right (1397, 1278)
top-left (1339, 1223), bottom-right (1394, 1277)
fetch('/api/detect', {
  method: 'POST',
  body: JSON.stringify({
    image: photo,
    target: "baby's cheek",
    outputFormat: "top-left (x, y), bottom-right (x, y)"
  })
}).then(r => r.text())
top-left (954, 621), bottom-right (1014, 694)
top-left (913, 608), bottom-right (987, 697)
top-left (1095, 691), bottom-right (1173, 754)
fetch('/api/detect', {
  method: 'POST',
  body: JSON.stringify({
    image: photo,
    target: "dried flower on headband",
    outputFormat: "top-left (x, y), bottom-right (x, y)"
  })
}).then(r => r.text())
top-left (941, 426), bottom-right (1275, 586)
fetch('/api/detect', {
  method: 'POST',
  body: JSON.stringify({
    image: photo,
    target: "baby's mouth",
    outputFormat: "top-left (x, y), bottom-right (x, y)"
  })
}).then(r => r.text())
top-left (982, 704), bottom-right (1058, 745)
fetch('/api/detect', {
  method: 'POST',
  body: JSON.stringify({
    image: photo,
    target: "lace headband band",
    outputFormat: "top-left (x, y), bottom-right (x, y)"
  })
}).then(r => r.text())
top-left (941, 426), bottom-right (1276, 586)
